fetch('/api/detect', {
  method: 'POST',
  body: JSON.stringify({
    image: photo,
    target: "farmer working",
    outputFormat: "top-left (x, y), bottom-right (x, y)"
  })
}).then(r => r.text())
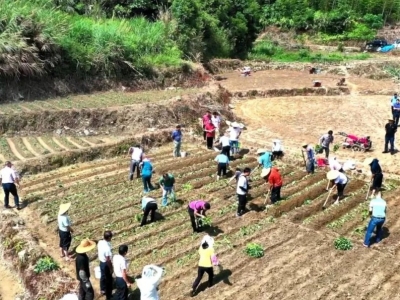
top-left (364, 158), bottom-right (383, 199)
top-left (329, 156), bottom-right (344, 172)
top-left (171, 124), bottom-right (182, 158)
top-left (136, 264), bottom-right (165, 300)
top-left (383, 118), bottom-right (397, 155)
top-left (236, 167), bottom-right (251, 217)
top-left (128, 144), bottom-right (143, 180)
top-left (215, 152), bottom-right (229, 181)
top-left (113, 245), bottom-right (132, 300)
top-left (0, 161), bottom-right (21, 209)
top-left (190, 235), bottom-right (219, 297)
top-left (204, 122), bottom-right (216, 150)
top-left (141, 196), bottom-right (158, 227)
top-left (159, 173), bottom-right (175, 206)
top-left (271, 139), bottom-right (284, 160)
top-left (257, 149), bottom-right (272, 170)
top-left (327, 170), bottom-right (348, 205)
top-left (201, 111), bottom-right (212, 141)
top-left (218, 132), bottom-right (231, 158)
top-left (58, 203), bottom-right (73, 261)
top-left (319, 130), bottom-right (334, 158)
top-left (211, 112), bottom-right (221, 137)
top-left (363, 192), bottom-right (387, 248)
top-left (302, 143), bottom-right (315, 174)
top-left (140, 156), bottom-right (154, 193)
top-left (227, 121), bottom-right (243, 156)
top-left (75, 238), bottom-right (96, 300)
top-left (97, 231), bottom-right (113, 299)
top-left (187, 200), bottom-right (211, 233)
top-left (261, 167), bottom-right (283, 204)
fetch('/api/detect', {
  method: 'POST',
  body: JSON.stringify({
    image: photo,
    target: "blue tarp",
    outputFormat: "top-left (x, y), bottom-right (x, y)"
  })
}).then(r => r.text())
top-left (379, 45), bottom-right (395, 52)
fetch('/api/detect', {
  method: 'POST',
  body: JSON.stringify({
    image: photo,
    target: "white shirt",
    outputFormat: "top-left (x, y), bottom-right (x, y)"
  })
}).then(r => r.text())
top-left (329, 157), bottom-right (342, 171)
top-left (0, 166), bottom-right (17, 184)
top-left (272, 141), bottom-right (283, 152)
top-left (236, 175), bottom-right (248, 195)
top-left (229, 128), bottom-right (241, 141)
top-left (97, 240), bottom-right (112, 263)
top-left (131, 147), bottom-right (143, 161)
top-left (219, 136), bottom-right (230, 147)
top-left (136, 265), bottom-right (164, 300)
top-left (342, 160), bottom-right (356, 171)
top-left (58, 215), bottom-right (71, 232)
top-left (211, 116), bottom-right (221, 128)
top-left (113, 254), bottom-right (127, 278)
top-left (334, 173), bottom-right (348, 185)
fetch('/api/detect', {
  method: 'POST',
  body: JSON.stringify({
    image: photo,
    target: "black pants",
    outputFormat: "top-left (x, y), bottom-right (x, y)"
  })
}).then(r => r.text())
top-left (395, 113), bottom-right (400, 127)
top-left (141, 202), bottom-right (158, 226)
top-left (129, 160), bottom-right (140, 180)
top-left (100, 262), bottom-right (113, 298)
top-left (270, 186), bottom-right (281, 204)
top-left (188, 206), bottom-right (199, 232)
top-left (192, 266), bottom-right (214, 290)
top-left (203, 125), bottom-right (206, 140)
top-left (272, 151), bottom-right (283, 160)
top-left (59, 230), bottom-right (72, 251)
top-left (337, 183), bottom-right (347, 198)
top-left (372, 173), bottom-right (383, 190)
top-left (322, 146), bottom-right (330, 158)
top-left (217, 163), bottom-right (227, 176)
top-left (237, 194), bottom-right (247, 216)
top-left (206, 137), bottom-right (214, 149)
top-left (221, 146), bottom-right (231, 158)
top-left (2, 183), bottom-right (19, 207)
top-left (78, 280), bottom-right (94, 300)
top-left (114, 277), bottom-right (128, 300)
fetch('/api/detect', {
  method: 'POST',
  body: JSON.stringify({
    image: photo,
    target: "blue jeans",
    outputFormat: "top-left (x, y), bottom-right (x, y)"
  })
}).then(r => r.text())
top-left (384, 136), bottom-right (395, 152)
top-left (229, 140), bottom-right (239, 155)
top-left (162, 186), bottom-right (174, 206)
top-left (141, 175), bottom-right (153, 192)
top-left (2, 183), bottom-right (19, 207)
top-left (364, 217), bottom-right (385, 246)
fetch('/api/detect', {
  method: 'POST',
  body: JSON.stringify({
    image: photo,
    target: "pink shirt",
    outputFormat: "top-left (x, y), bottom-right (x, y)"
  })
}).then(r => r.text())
top-left (189, 200), bottom-right (206, 212)
top-left (202, 114), bottom-right (211, 126)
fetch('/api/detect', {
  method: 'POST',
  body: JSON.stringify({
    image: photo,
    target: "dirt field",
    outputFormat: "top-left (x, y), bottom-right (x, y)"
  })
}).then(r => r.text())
top-left (2, 58), bottom-right (400, 300)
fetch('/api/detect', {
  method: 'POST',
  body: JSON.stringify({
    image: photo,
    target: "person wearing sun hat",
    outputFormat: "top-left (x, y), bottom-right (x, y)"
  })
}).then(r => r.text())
top-left (384, 118), bottom-right (397, 154)
top-left (58, 203), bottom-right (73, 261)
top-left (75, 238), bottom-right (96, 300)
top-left (364, 157), bottom-right (383, 199)
top-left (257, 148), bottom-right (272, 171)
top-left (261, 167), bottom-right (283, 204)
top-left (302, 142), bottom-right (315, 174)
top-left (227, 121), bottom-right (243, 156)
top-left (327, 170), bottom-right (348, 204)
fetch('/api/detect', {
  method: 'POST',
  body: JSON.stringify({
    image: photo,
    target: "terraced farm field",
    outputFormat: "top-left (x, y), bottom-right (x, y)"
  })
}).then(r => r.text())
top-left (19, 143), bottom-right (400, 299)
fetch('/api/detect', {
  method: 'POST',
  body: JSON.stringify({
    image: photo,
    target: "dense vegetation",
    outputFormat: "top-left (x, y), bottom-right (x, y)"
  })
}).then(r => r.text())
top-left (1, 0), bottom-right (399, 80)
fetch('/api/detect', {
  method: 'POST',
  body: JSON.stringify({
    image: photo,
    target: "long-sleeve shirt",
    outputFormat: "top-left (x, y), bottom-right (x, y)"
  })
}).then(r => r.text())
top-left (171, 130), bottom-right (182, 142)
top-left (268, 167), bottom-right (283, 187)
top-left (370, 159), bottom-right (382, 175)
top-left (159, 174), bottom-right (174, 187)
top-left (136, 265), bottom-right (164, 300)
top-left (385, 123), bottom-right (397, 137)
top-left (305, 146), bottom-right (315, 161)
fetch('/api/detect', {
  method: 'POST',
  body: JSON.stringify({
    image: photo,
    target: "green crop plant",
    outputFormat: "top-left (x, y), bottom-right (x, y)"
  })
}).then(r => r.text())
top-left (333, 143), bottom-right (341, 152)
top-left (34, 256), bottom-right (59, 274)
top-left (201, 216), bottom-right (212, 226)
top-left (245, 243), bottom-right (264, 258)
top-left (182, 183), bottom-right (193, 192)
top-left (134, 214), bottom-right (142, 222)
top-left (303, 199), bottom-right (312, 205)
top-left (334, 237), bottom-right (353, 251)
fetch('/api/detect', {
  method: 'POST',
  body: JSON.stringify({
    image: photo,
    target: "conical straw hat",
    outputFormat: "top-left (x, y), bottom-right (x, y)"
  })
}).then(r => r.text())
top-left (58, 203), bottom-right (71, 215)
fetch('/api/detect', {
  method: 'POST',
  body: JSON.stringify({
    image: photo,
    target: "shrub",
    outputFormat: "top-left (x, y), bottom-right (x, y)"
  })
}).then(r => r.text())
top-left (334, 237), bottom-right (353, 251)
top-left (245, 242), bottom-right (264, 258)
top-left (34, 256), bottom-right (60, 273)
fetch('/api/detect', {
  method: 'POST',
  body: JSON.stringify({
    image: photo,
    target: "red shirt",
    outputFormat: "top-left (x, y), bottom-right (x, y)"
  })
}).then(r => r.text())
top-left (205, 123), bottom-right (215, 138)
top-left (268, 167), bottom-right (283, 187)
top-left (202, 114), bottom-right (211, 126)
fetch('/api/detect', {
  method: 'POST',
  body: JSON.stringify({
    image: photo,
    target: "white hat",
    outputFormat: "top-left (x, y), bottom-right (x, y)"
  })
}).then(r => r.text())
top-left (327, 170), bottom-right (340, 180)
top-left (256, 149), bottom-right (267, 154)
top-left (261, 168), bottom-right (271, 178)
top-left (201, 234), bottom-right (214, 248)
top-left (231, 122), bottom-right (241, 128)
top-left (237, 123), bottom-right (245, 129)
top-left (363, 157), bottom-right (374, 165)
top-left (273, 139), bottom-right (281, 143)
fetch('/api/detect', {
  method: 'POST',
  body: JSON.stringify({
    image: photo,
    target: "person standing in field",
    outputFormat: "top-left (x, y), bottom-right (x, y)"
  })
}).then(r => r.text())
top-left (211, 112), bottom-right (221, 137)
top-left (58, 203), bottom-right (73, 261)
top-left (327, 170), bottom-right (348, 204)
top-left (302, 143), bottom-right (315, 174)
top-left (75, 238), bottom-right (96, 300)
top-left (187, 200), bottom-right (211, 233)
top-left (190, 235), bottom-right (219, 297)
top-left (215, 152), bottom-right (229, 181)
top-left (257, 149), bottom-right (272, 170)
top-left (363, 192), bottom-right (387, 248)
top-left (364, 157), bottom-right (383, 199)
top-left (383, 118), bottom-right (397, 154)
top-left (271, 139), bottom-right (284, 160)
top-left (171, 124), bottom-right (182, 158)
top-left (236, 167), bottom-right (251, 217)
top-left (319, 130), bottom-right (334, 158)
top-left (261, 167), bottom-right (283, 204)
top-left (328, 156), bottom-right (344, 173)
top-left (0, 161), bottom-right (21, 210)
top-left (97, 231), bottom-right (113, 299)
top-left (159, 173), bottom-right (175, 206)
top-left (204, 122), bottom-right (216, 150)
top-left (201, 111), bottom-right (212, 141)
top-left (128, 144), bottom-right (143, 180)
top-left (136, 264), bottom-right (165, 300)
top-left (218, 132), bottom-right (231, 158)
top-left (140, 156), bottom-right (154, 193)
top-left (391, 93), bottom-right (398, 119)
top-left (141, 196), bottom-right (158, 227)
top-left (228, 122), bottom-right (243, 156)
top-left (113, 245), bottom-right (132, 300)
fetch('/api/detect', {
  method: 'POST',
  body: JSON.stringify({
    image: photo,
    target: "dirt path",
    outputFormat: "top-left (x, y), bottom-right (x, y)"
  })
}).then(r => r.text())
top-left (80, 138), bottom-right (97, 147)
top-left (66, 137), bottom-right (85, 149)
top-left (37, 137), bottom-right (55, 153)
top-left (6, 138), bottom-right (25, 161)
top-left (52, 137), bottom-right (70, 151)
top-left (21, 137), bottom-right (41, 157)
top-left (0, 262), bottom-right (24, 299)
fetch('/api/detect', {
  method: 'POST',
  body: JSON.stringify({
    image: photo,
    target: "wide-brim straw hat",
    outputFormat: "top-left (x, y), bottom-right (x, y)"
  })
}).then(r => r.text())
top-left (302, 142), bottom-right (308, 147)
top-left (327, 170), bottom-right (340, 180)
top-left (363, 157), bottom-right (374, 165)
top-left (58, 203), bottom-right (71, 215)
top-left (388, 118), bottom-right (394, 122)
top-left (256, 148), bottom-right (267, 154)
top-left (75, 238), bottom-right (96, 254)
top-left (261, 168), bottom-right (271, 178)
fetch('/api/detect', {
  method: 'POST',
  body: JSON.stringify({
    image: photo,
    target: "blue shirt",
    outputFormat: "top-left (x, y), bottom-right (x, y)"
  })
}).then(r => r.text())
top-left (391, 97), bottom-right (398, 106)
top-left (172, 130), bottom-right (182, 142)
top-left (370, 197), bottom-right (387, 218)
top-left (306, 146), bottom-right (315, 160)
top-left (141, 197), bottom-right (156, 210)
top-left (393, 102), bottom-right (400, 115)
top-left (141, 160), bottom-right (153, 177)
top-left (215, 154), bottom-right (229, 164)
top-left (258, 152), bottom-right (272, 168)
